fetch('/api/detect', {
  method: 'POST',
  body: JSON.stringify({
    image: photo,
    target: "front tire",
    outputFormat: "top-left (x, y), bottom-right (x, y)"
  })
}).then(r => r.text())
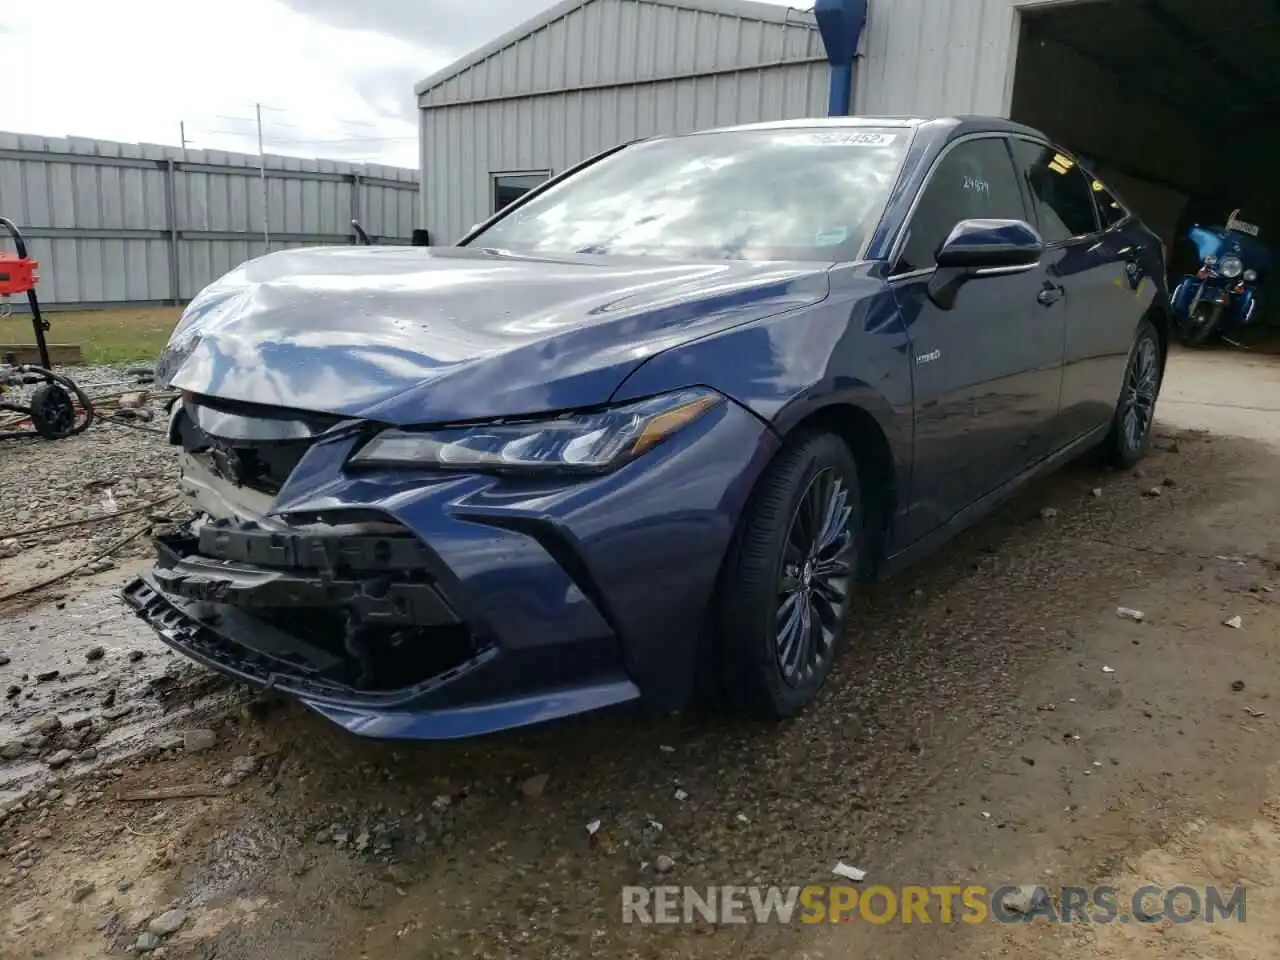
top-left (1102, 319), bottom-right (1163, 468)
top-left (1178, 300), bottom-right (1222, 347)
top-left (711, 432), bottom-right (862, 719)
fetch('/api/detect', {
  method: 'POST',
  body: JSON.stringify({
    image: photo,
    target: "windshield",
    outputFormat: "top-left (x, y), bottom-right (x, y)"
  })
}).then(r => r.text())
top-left (465, 128), bottom-right (911, 262)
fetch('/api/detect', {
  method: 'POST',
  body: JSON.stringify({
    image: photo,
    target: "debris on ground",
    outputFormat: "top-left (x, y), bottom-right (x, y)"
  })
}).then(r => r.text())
top-left (586, 819), bottom-right (602, 836)
top-left (1101, 666), bottom-right (1116, 674)
top-left (673, 788), bottom-right (689, 802)
top-left (654, 854), bottom-right (676, 874)
top-left (1224, 615), bottom-right (1243, 629)
top-left (1116, 607), bottom-right (1145, 621)
top-left (1091, 488), bottom-right (1103, 498)
top-left (519, 773), bottom-right (549, 799)
top-left (1145, 486), bottom-right (1163, 498)
top-left (1003, 885), bottom-right (1049, 915)
top-left (119, 784), bottom-right (228, 802)
top-left (135, 931), bottom-right (161, 952)
top-left (1246, 706), bottom-right (1266, 718)
top-left (149, 908), bottom-right (188, 936)
top-left (183, 728), bottom-right (217, 752)
top-left (46, 749), bottom-right (74, 768)
top-left (1233, 680), bottom-right (1247, 692)
top-left (832, 861), bottom-right (867, 882)
top-left (1040, 507), bottom-right (1058, 520)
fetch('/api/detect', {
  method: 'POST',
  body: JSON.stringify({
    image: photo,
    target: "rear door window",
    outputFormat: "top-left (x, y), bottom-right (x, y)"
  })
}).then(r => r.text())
top-left (1009, 140), bottom-right (1100, 243)
top-left (1089, 177), bottom-right (1129, 229)
top-left (896, 136), bottom-right (1028, 274)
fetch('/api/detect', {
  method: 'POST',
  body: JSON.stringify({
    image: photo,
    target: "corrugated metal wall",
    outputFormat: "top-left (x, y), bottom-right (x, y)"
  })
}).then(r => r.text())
top-left (0, 132), bottom-right (419, 307)
top-left (418, 0), bottom-right (829, 243)
top-left (855, 0), bottom-right (1021, 118)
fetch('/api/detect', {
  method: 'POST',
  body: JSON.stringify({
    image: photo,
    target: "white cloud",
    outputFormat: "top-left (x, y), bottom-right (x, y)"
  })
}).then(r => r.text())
top-left (0, 0), bottom-right (443, 167)
top-left (0, 0), bottom-right (814, 169)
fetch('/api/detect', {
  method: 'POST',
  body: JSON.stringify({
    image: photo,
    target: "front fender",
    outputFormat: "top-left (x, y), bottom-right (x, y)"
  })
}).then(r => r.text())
top-left (612, 266), bottom-right (913, 504)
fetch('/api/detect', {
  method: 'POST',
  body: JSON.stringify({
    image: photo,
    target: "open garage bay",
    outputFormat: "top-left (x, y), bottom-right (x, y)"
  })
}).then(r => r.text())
top-left (1012, 0), bottom-right (1280, 298)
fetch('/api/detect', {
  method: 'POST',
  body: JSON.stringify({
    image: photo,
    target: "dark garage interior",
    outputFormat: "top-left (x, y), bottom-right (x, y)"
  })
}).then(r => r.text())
top-left (1011, 0), bottom-right (1280, 307)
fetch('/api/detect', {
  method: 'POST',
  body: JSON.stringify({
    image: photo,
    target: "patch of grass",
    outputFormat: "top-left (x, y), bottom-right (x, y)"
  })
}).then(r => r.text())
top-left (15, 306), bottom-right (182, 365)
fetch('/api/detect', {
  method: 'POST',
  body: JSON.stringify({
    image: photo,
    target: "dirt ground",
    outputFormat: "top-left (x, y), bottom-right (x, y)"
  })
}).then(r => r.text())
top-left (2, 344), bottom-right (1280, 960)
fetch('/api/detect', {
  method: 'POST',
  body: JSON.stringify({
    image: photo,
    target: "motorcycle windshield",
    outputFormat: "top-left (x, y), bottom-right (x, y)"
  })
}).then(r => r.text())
top-left (1189, 225), bottom-right (1273, 276)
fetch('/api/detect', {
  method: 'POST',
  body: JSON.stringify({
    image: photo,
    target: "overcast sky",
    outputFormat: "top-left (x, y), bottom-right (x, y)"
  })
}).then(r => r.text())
top-left (2, 0), bottom-right (810, 169)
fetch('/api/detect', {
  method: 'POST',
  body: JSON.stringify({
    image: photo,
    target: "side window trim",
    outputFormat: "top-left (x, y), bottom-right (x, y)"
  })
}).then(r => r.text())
top-left (1011, 134), bottom-right (1102, 246)
top-left (886, 132), bottom-right (1029, 276)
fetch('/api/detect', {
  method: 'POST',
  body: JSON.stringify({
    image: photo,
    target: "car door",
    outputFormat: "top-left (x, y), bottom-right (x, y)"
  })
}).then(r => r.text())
top-left (1009, 140), bottom-right (1135, 447)
top-left (890, 135), bottom-right (1067, 543)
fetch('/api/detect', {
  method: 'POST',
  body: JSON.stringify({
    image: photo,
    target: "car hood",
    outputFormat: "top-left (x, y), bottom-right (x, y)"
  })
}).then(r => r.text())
top-left (158, 245), bottom-right (830, 424)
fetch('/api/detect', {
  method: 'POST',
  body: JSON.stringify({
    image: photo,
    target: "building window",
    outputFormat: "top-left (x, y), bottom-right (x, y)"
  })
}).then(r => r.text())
top-left (493, 172), bottom-right (551, 213)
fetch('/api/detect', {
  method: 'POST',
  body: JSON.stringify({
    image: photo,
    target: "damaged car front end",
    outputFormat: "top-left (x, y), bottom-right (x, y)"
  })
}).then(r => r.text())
top-left (126, 380), bottom-right (778, 740)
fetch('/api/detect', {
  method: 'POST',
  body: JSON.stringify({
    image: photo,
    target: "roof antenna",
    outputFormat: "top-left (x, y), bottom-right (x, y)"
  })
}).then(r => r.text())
top-left (351, 219), bottom-right (372, 245)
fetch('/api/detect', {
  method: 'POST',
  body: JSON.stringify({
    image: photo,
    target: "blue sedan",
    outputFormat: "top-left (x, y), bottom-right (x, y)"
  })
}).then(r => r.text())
top-left (124, 116), bottom-right (1169, 739)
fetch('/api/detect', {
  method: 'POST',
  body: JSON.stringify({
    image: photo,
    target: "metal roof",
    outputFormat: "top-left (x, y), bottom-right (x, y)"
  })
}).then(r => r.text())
top-left (414, 0), bottom-right (820, 97)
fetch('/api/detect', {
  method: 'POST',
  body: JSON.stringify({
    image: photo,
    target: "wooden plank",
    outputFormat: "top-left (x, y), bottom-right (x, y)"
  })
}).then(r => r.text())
top-left (0, 343), bottom-right (83, 365)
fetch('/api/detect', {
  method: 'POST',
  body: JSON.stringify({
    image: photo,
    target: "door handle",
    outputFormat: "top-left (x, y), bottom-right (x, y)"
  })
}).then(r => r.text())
top-left (1037, 283), bottom-right (1065, 307)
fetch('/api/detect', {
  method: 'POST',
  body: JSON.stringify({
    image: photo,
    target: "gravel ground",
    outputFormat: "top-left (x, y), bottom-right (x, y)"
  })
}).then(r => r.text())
top-left (0, 351), bottom-right (1279, 959)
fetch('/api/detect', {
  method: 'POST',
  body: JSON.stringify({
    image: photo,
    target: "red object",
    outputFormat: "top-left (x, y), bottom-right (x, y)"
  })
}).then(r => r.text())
top-left (0, 251), bottom-right (38, 296)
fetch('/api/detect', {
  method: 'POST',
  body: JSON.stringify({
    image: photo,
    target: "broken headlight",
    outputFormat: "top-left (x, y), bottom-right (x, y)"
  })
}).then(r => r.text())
top-left (349, 388), bottom-right (723, 473)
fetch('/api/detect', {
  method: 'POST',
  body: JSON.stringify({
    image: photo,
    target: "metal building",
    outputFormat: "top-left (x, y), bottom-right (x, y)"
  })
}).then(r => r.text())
top-left (420, 0), bottom-right (1279, 272)
top-left (415, 0), bottom-right (833, 244)
top-left (854, 0), bottom-right (1280, 264)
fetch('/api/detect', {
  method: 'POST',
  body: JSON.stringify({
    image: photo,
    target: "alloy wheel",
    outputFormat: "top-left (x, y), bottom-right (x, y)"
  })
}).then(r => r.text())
top-left (1122, 337), bottom-right (1159, 451)
top-left (775, 468), bottom-right (854, 687)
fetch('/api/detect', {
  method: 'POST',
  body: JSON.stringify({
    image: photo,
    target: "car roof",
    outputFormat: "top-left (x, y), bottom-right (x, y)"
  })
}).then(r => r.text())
top-left (693, 114), bottom-right (1051, 143)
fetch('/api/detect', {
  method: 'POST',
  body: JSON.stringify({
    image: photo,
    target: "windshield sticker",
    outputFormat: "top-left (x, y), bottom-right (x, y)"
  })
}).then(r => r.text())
top-left (808, 132), bottom-right (898, 147)
top-left (963, 175), bottom-right (990, 196)
top-left (815, 227), bottom-right (849, 246)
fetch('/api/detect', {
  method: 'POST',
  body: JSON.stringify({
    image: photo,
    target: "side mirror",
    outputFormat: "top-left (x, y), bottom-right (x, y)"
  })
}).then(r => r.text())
top-left (928, 219), bottom-right (1044, 310)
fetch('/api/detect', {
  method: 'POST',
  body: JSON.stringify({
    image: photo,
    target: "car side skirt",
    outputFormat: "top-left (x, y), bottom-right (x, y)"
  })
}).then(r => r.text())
top-left (877, 423), bottom-right (1109, 580)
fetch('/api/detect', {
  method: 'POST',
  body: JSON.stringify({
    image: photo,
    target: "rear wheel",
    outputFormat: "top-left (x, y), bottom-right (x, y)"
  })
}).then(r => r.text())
top-left (710, 432), bottom-right (862, 718)
top-left (1101, 319), bottom-right (1162, 468)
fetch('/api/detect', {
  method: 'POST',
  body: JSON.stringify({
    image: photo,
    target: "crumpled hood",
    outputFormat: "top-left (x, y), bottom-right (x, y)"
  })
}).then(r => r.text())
top-left (158, 245), bottom-right (830, 424)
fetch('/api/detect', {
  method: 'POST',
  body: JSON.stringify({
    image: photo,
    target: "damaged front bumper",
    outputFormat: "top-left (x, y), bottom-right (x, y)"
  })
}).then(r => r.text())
top-left (123, 513), bottom-right (639, 740)
top-left (123, 396), bottom-right (778, 739)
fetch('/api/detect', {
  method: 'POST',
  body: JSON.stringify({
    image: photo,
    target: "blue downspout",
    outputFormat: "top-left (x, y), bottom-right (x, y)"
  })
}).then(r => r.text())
top-left (814, 0), bottom-right (868, 117)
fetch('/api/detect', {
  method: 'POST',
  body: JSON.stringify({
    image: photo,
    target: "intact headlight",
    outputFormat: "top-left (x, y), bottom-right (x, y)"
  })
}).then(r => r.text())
top-left (349, 388), bottom-right (723, 473)
top-left (1219, 256), bottom-right (1244, 278)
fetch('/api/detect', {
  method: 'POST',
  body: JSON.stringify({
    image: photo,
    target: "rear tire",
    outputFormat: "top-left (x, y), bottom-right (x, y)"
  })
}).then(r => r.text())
top-left (709, 432), bottom-right (862, 719)
top-left (1101, 319), bottom-right (1162, 469)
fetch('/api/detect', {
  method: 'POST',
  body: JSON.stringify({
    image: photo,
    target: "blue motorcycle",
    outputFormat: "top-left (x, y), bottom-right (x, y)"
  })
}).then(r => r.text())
top-left (1171, 210), bottom-right (1271, 346)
